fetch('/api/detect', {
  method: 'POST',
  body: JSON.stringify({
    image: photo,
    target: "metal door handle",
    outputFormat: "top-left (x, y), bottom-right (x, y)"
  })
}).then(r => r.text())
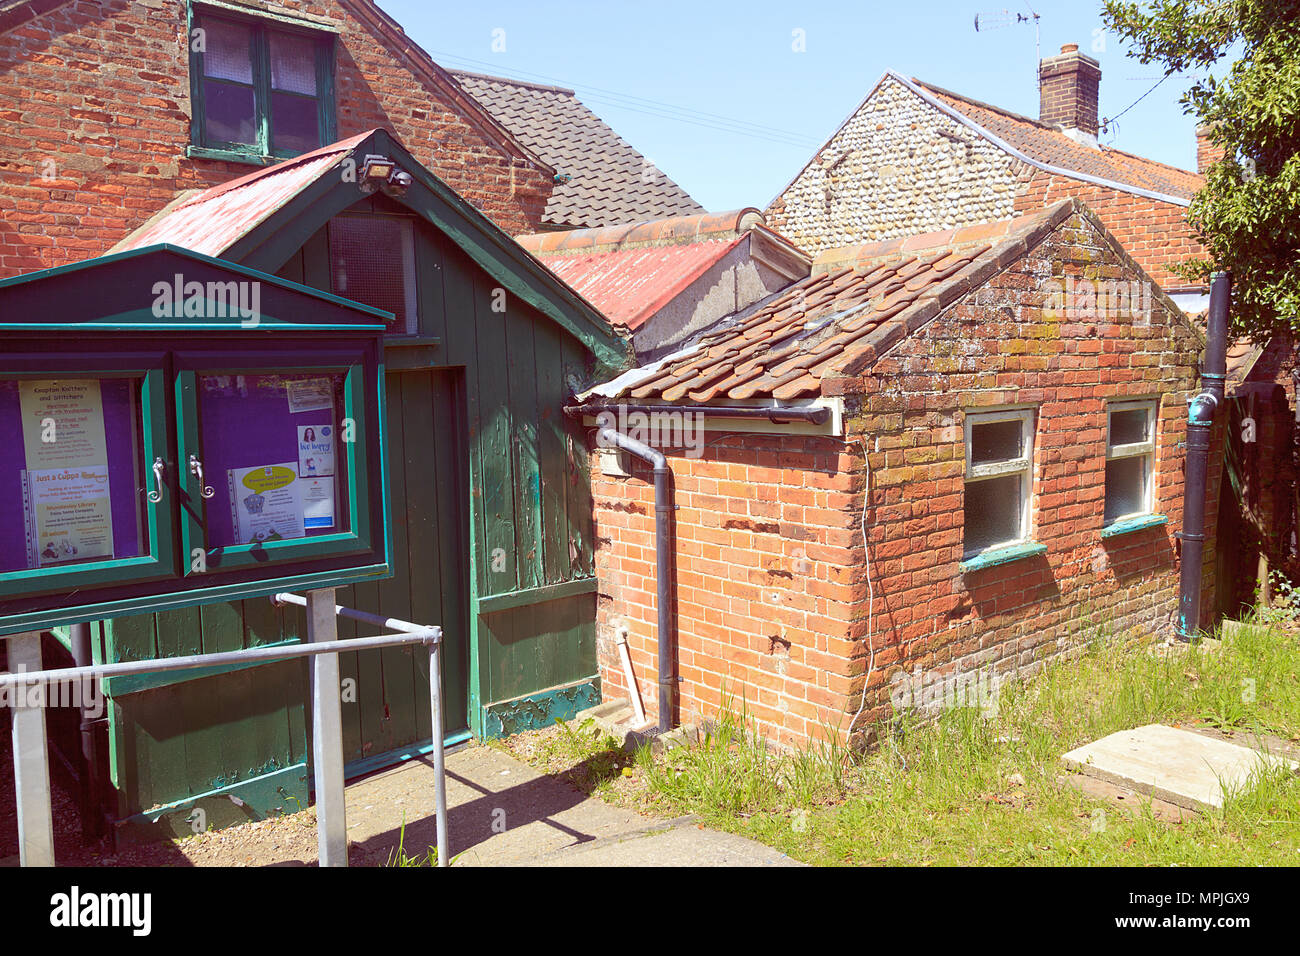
top-left (148, 457), bottom-right (165, 503)
top-left (188, 454), bottom-right (216, 500)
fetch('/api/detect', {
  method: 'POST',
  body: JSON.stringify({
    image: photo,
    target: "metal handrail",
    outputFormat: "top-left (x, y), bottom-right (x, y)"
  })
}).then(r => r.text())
top-left (2, 589), bottom-right (450, 868)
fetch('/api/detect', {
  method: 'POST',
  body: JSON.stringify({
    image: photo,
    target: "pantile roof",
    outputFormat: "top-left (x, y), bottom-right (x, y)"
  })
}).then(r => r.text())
top-left (588, 201), bottom-right (1081, 403)
top-left (451, 70), bottom-right (705, 229)
top-left (914, 79), bottom-right (1204, 203)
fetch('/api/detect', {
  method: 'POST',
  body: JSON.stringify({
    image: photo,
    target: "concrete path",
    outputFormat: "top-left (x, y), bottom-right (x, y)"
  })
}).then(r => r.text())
top-left (343, 744), bottom-right (801, 867)
top-left (1062, 724), bottom-right (1299, 811)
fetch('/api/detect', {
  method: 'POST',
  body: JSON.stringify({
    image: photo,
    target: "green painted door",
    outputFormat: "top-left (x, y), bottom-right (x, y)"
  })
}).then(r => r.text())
top-left (334, 367), bottom-right (470, 772)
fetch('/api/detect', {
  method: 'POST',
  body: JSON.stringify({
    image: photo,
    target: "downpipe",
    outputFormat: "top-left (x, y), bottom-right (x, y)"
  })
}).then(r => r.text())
top-left (596, 426), bottom-right (676, 734)
top-left (1177, 271), bottom-right (1231, 640)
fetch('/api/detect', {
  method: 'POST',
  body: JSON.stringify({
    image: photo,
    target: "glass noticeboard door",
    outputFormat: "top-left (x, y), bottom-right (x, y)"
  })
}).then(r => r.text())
top-left (175, 356), bottom-right (376, 573)
top-left (0, 366), bottom-right (175, 599)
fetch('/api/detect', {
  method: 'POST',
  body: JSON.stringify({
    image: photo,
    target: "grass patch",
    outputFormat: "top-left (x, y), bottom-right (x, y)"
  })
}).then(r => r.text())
top-left (572, 620), bottom-right (1300, 866)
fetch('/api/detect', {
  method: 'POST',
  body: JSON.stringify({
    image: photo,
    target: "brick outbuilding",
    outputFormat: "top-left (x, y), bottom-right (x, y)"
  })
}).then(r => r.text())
top-left (577, 199), bottom-right (1219, 747)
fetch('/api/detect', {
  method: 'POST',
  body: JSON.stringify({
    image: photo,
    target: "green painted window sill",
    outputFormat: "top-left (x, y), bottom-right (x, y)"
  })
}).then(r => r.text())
top-left (960, 541), bottom-right (1047, 573)
top-left (1101, 513), bottom-right (1168, 538)
top-left (185, 145), bottom-right (285, 167)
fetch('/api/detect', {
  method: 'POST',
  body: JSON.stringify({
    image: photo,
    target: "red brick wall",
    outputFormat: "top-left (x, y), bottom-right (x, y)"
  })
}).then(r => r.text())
top-left (592, 208), bottom-right (1218, 748)
top-left (832, 208), bottom-right (1218, 730)
top-left (1015, 171), bottom-right (1205, 295)
top-left (0, 0), bottom-right (551, 278)
top-left (592, 434), bottom-right (865, 748)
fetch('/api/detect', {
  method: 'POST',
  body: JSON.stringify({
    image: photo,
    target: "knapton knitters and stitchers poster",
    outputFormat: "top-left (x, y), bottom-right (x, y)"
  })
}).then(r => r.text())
top-left (19, 379), bottom-right (115, 567)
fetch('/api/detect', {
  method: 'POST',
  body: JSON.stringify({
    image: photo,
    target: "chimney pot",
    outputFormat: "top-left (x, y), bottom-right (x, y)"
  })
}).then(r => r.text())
top-left (1039, 42), bottom-right (1101, 137)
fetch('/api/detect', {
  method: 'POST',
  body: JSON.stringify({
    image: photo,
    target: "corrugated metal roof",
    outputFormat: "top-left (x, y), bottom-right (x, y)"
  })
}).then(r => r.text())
top-left (113, 132), bottom-right (370, 256)
top-left (538, 238), bottom-right (743, 330)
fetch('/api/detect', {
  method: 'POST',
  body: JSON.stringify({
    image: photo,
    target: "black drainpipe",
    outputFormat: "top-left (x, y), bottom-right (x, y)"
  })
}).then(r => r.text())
top-left (593, 426), bottom-right (676, 734)
top-left (70, 622), bottom-right (106, 839)
top-left (1177, 271), bottom-right (1231, 640)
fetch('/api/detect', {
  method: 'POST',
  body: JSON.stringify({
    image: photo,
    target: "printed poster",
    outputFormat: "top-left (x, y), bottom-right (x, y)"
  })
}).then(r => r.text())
top-left (228, 462), bottom-right (306, 545)
top-left (18, 379), bottom-right (115, 567)
top-left (24, 466), bottom-right (114, 566)
top-left (297, 424), bottom-right (335, 477)
top-left (301, 477), bottom-right (335, 530)
top-left (286, 378), bottom-right (333, 414)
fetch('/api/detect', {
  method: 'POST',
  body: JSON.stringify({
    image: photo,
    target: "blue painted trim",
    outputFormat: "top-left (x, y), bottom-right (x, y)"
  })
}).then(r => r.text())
top-left (341, 729), bottom-right (473, 780)
top-left (1101, 513), bottom-right (1168, 538)
top-left (482, 677), bottom-right (601, 738)
top-left (960, 541), bottom-right (1048, 573)
top-left (112, 761), bottom-right (308, 844)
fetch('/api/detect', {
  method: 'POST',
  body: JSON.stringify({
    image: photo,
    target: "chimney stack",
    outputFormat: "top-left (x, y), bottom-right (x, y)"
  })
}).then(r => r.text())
top-left (1196, 124), bottom-right (1225, 174)
top-left (1039, 43), bottom-right (1101, 140)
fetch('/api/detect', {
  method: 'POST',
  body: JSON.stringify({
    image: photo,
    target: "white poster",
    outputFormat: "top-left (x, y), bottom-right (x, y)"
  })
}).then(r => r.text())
top-left (301, 477), bottom-right (336, 530)
top-left (227, 462), bottom-right (305, 545)
top-left (297, 424), bottom-right (335, 477)
top-left (18, 380), bottom-right (115, 567)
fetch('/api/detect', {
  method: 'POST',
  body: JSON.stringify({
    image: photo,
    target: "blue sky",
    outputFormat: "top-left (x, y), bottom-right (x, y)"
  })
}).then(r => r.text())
top-left (376, 0), bottom-right (1204, 212)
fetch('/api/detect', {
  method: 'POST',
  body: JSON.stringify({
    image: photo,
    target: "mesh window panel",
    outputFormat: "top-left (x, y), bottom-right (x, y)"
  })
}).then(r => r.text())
top-left (204, 81), bottom-right (256, 145)
top-left (1105, 456), bottom-right (1147, 522)
top-left (964, 473), bottom-right (1022, 554)
top-left (270, 32), bottom-right (317, 94)
top-left (328, 216), bottom-right (415, 332)
top-left (272, 92), bottom-right (319, 154)
top-left (971, 418), bottom-right (1023, 465)
top-left (1109, 408), bottom-right (1148, 447)
top-left (203, 19), bottom-right (254, 83)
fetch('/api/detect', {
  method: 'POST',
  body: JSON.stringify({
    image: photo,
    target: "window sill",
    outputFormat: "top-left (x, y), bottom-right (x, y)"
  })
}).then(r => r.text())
top-left (185, 145), bottom-right (284, 167)
top-left (1101, 513), bottom-right (1168, 538)
top-left (960, 541), bottom-right (1047, 573)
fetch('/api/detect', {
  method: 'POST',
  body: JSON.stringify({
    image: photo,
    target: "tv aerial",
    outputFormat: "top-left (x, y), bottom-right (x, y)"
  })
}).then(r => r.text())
top-left (974, 4), bottom-right (1043, 80)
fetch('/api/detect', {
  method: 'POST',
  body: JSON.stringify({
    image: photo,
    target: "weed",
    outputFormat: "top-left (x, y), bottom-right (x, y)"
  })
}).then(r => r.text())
top-left (384, 815), bottom-right (440, 867)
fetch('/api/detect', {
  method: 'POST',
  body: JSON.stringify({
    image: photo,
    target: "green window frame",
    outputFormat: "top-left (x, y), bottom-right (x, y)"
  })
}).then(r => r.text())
top-left (0, 364), bottom-right (177, 601)
top-left (174, 356), bottom-right (376, 574)
top-left (187, 2), bottom-right (337, 165)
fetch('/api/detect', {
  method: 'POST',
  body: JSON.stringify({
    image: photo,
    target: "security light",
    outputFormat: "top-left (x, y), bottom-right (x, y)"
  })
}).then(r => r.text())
top-left (360, 154), bottom-right (396, 182)
top-left (358, 155), bottom-right (412, 196)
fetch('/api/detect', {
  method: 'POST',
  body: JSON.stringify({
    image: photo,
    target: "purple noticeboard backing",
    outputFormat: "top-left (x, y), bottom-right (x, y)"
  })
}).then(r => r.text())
top-left (0, 377), bottom-right (142, 572)
top-left (197, 372), bottom-right (347, 549)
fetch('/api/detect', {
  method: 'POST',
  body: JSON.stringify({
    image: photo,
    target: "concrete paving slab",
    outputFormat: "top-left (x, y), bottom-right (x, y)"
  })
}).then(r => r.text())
top-left (340, 744), bottom-right (802, 867)
top-left (1061, 724), bottom-right (1299, 811)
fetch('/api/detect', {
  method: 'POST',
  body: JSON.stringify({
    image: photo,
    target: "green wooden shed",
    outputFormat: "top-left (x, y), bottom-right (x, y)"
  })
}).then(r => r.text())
top-left (72, 128), bottom-right (630, 841)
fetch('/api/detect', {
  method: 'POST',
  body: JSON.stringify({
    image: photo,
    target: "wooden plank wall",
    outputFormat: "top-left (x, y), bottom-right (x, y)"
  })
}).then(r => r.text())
top-left (101, 208), bottom-right (600, 829)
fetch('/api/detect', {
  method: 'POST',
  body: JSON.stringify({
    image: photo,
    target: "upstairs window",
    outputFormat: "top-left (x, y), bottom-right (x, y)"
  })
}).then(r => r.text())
top-left (189, 8), bottom-right (335, 161)
top-left (963, 408), bottom-right (1035, 556)
top-left (1105, 400), bottom-right (1157, 523)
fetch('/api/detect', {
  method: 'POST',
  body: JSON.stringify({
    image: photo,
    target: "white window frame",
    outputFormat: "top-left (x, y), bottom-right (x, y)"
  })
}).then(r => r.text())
top-left (963, 407), bottom-right (1035, 557)
top-left (1104, 399), bottom-right (1158, 523)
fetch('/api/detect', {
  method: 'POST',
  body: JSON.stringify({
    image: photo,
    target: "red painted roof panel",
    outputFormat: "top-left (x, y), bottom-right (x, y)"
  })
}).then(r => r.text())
top-left (114, 132), bottom-right (371, 256)
top-left (536, 238), bottom-right (743, 330)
